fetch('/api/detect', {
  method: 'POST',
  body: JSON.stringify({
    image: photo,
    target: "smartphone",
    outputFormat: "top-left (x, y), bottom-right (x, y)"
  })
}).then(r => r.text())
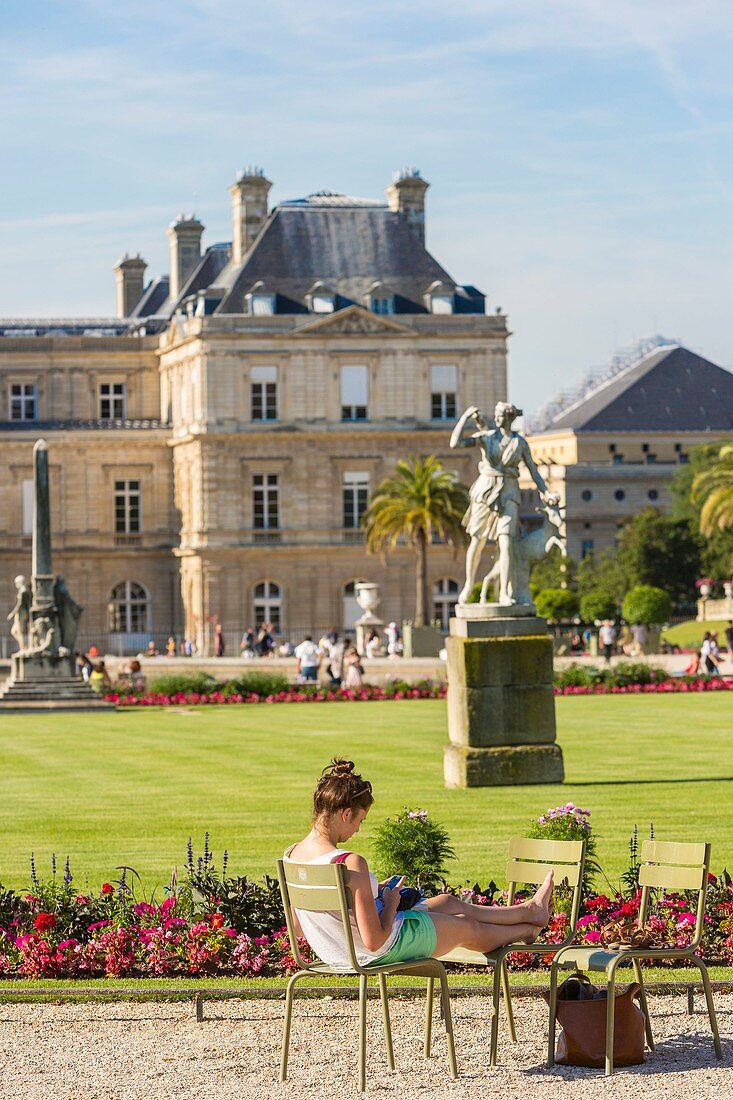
top-left (383, 875), bottom-right (403, 891)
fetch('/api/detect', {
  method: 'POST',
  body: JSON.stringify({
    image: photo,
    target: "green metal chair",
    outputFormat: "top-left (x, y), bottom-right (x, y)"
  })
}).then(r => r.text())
top-left (547, 840), bottom-right (723, 1076)
top-left (276, 858), bottom-right (459, 1093)
top-left (439, 836), bottom-right (586, 1066)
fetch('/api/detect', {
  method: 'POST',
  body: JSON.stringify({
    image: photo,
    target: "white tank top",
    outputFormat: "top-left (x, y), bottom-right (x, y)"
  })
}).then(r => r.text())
top-left (284, 847), bottom-right (403, 970)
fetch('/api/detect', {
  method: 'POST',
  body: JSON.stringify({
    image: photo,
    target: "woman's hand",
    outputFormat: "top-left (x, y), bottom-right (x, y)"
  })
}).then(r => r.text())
top-left (379, 877), bottom-right (405, 921)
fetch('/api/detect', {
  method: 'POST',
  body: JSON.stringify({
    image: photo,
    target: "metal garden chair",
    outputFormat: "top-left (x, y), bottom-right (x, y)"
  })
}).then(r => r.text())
top-left (439, 835), bottom-right (586, 1065)
top-left (276, 857), bottom-right (459, 1093)
top-left (547, 839), bottom-right (723, 1076)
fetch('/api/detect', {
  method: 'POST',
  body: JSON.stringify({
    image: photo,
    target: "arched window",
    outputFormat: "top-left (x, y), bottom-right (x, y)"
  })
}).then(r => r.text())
top-left (433, 578), bottom-right (459, 630)
top-left (253, 581), bottom-right (281, 631)
top-left (109, 581), bottom-right (151, 633)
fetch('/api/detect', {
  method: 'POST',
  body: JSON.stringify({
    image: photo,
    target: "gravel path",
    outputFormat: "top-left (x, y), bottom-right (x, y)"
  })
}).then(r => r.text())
top-left (1, 992), bottom-right (731, 1099)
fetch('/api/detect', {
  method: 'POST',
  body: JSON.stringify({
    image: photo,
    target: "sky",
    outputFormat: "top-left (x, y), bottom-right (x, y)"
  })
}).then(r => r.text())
top-left (2, 0), bottom-right (733, 414)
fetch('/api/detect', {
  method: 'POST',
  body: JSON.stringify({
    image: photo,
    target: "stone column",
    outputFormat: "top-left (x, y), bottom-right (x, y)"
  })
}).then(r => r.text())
top-left (444, 606), bottom-right (564, 787)
top-left (31, 440), bottom-right (55, 617)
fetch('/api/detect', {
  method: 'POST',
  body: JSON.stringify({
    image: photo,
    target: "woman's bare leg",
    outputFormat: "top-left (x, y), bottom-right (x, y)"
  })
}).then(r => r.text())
top-left (430, 912), bottom-right (540, 956)
top-left (459, 535), bottom-right (487, 603)
top-left (423, 872), bottom-right (553, 928)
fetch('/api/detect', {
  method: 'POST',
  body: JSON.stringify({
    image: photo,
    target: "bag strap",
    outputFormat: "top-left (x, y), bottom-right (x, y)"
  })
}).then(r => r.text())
top-left (332, 851), bottom-right (352, 864)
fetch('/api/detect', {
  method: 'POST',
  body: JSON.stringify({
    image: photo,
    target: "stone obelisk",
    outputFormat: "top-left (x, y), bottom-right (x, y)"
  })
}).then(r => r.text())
top-left (31, 440), bottom-right (56, 624)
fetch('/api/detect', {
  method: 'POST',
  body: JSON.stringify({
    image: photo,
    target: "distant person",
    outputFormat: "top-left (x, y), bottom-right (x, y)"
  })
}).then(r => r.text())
top-left (89, 661), bottom-right (112, 694)
top-left (343, 645), bottom-right (364, 689)
top-left (365, 629), bottom-right (382, 659)
top-left (255, 624), bottom-right (274, 657)
top-left (213, 623), bottom-right (225, 657)
top-left (166, 635), bottom-right (176, 658)
top-left (329, 636), bottom-right (348, 687)
top-left (725, 621), bottom-right (733, 664)
top-left (617, 622), bottom-right (633, 656)
top-left (631, 622), bottom-right (647, 656)
top-left (568, 632), bottom-right (584, 656)
top-left (599, 619), bottom-right (616, 663)
top-left (87, 643), bottom-right (100, 660)
top-left (295, 635), bottom-right (321, 682)
top-left (700, 631), bottom-right (720, 676)
top-left (240, 627), bottom-right (255, 658)
top-left (182, 637), bottom-right (195, 657)
top-left (145, 640), bottom-right (159, 658)
top-left (76, 651), bottom-right (93, 681)
top-left (683, 650), bottom-right (701, 676)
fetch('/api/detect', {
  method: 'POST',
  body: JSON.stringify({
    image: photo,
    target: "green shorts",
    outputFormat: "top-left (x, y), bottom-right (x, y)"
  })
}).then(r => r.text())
top-left (369, 909), bottom-right (437, 966)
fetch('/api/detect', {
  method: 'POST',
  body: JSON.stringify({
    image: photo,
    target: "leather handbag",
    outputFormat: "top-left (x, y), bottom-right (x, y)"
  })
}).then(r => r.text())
top-left (546, 972), bottom-right (646, 1067)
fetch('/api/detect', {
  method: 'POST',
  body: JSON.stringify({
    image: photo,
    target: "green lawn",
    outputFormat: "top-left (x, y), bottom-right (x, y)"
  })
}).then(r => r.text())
top-left (1, 696), bottom-right (732, 894)
top-left (662, 618), bottom-right (731, 649)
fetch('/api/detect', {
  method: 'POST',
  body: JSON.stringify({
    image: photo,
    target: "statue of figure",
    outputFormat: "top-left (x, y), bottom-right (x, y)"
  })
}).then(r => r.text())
top-left (53, 574), bottom-right (83, 654)
top-left (7, 575), bottom-right (31, 651)
top-left (24, 616), bottom-right (58, 658)
top-left (480, 496), bottom-right (565, 606)
top-left (450, 401), bottom-right (555, 605)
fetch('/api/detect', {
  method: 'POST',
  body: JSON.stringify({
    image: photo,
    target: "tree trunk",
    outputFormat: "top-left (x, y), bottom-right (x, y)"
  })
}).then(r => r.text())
top-left (414, 529), bottom-right (428, 626)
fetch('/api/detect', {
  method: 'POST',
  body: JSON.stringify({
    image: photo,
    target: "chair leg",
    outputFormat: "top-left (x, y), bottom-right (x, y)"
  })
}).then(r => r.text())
top-left (694, 958), bottom-right (723, 1060)
top-left (632, 958), bottom-right (654, 1051)
top-left (438, 967), bottom-right (459, 1080)
top-left (280, 972), bottom-right (302, 1082)
top-left (501, 958), bottom-right (517, 1043)
top-left (358, 974), bottom-right (368, 1093)
top-left (378, 973), bottom-right (395, 1071)
top-left (605, 969), bottom-right (617, 1077)
top-left (687, 985), bottom-right (695, 1015)
top-left (489, 963), bottom-right (502, 1066)
top-left (424, 976), bottom-right (434, 1058)
top-left (547, 963), bottom-right (559, 1068)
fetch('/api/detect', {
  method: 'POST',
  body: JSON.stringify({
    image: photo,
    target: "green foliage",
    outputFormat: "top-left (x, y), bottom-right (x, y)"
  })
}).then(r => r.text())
top-left (530, 545), bottom-right (577, 597)
top-left (691, 443), bottom-right (733, 537)
top-left (620, 823), bottom-right (654, 893)
top-left (533, 587), bottom-right (580, 621)
top-left (553, 661), bottom-right (669, 689)
top-left (621, 584), bottom-right (672, 625)
top-left (671, 443), bottom-right (733, 580)
top-left (577, 550), bottom-right (628, 604)
top-left (615, 508), bottom-right (701, 606)
top-left (526, 803), bottom-right (601, 894)
top-left (372, 809), bottom-right (455, 893)
top-left (175, 835), bottom-right (284, 937)
top-left (148, 672), bottom-right (218, 696)
top-left (579, 589), bottom-right (617, 623)
top-left (465, 581), bottom-right (483, 604)
top-left (220, 672), bottom-right (290, 697)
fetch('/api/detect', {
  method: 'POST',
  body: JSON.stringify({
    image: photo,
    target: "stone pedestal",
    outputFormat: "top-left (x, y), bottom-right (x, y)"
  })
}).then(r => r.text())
top-left (444, 606), bottom-right (564, 787)
top-left (0, 653), bottom-right (113, 711)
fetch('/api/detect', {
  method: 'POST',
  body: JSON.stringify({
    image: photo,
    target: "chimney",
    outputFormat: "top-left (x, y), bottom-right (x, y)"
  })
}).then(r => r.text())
top-left (229, 166), bottom-right (272, 263)
top-left (167, 213), bottom-right (205, 301)
top-left (113, 253), bottom-right (147, 318)
top-left (386, 167), bottom-right (430, 244)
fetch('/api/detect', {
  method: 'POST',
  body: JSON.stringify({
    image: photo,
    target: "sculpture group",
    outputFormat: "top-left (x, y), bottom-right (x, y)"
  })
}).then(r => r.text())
top-left (8, 571), bottom-right (82, 658)
top-left (450, 401), bottom-right (564, 606)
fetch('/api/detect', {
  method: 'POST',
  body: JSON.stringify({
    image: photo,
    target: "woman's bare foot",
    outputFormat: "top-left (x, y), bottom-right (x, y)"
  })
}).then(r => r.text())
top-left (526, 871), bottom-right (554, 927)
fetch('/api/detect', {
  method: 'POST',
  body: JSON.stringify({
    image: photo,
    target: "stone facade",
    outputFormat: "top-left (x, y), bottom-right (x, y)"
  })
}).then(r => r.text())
top-left (1, 170), bottom-right (508, 653)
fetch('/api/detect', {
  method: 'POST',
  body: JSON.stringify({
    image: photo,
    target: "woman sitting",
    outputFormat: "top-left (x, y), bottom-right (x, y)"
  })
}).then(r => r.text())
top-left (285, 759), bottom-right (553, 969)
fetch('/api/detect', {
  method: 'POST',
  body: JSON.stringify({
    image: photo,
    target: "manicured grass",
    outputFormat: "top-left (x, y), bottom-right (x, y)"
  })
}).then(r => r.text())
top-left (1, 696), bottom-right (732, 893)
top-left (662, 618), bottom-right (731, 649)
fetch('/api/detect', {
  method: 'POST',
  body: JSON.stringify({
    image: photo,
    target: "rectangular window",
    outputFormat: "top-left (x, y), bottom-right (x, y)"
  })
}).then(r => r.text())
top-left (250, 294), bottom-right (275, 315)
top-left (22, 479), bottom-right (34, 535)
top-left (342, 471), bottom-right (369, 528)
top-left (114, 479), bottom-right (141, 534)
top-left (251, 366), bottom-right (278, 421)
top-left (430, 365), bottom-right (457, 420)
top-left (100, 382), bottom-right (126, 419)
top-left (253, 473), bottom-right (279, 529)
top-left (340, 365), bottom-right (368, 421)
top-left (371, 297), bottom-right (394, 315)
top-left (10, 383), bottom-right (37, 421)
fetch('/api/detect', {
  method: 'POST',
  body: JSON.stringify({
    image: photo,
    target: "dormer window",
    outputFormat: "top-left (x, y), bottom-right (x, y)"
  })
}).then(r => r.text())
top-left (307, 281), bottom-right (335, 313)
top-left (244, 281), bottom-right (276, 316)
top-left (425, 280), bottom-right (454, 314)
top-left (365, 281), bottom-right (394, 316)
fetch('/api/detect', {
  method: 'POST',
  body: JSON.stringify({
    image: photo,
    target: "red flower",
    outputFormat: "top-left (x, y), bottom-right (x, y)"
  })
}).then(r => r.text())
top-left (210, 913), bottom-right (224, 929)
top-left (34, 912), bottom-right (56, 933)
top-left (100, 883), bottom-right (115, 895)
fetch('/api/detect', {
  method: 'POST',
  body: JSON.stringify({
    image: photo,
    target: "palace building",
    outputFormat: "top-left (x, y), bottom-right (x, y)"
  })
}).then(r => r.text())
top-left (0, 168), bottom-right (508, 653)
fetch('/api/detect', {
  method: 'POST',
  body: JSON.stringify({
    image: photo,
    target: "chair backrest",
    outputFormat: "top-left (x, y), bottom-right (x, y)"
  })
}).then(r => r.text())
top-left (638, 840), bottom-right (711, 946)
top-left (276, 857), bottom-right (361, 972)
top-left (505, 837), bottom-right (586, 940)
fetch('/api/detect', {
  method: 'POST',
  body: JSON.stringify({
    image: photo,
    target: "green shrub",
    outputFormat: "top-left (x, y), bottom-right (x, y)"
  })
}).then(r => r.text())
top-left (621, 584), bottom-right (672, 625)
top-left (526, 803), bottom-right (601, 894)
top-left (553, 663), bottom-right (600, 688)
top-left (176, 835), bottom-right (285, 937)
top-left (534, 588), bottom-right (580, 621)
top-left (579, 589), bottom-right (617, 623)
top-left (148, 672), bottom-right (218, 696)
top-left (221, 672), bottom-right (290, 697)
top-left (372, 809), bottom-right (455, 894)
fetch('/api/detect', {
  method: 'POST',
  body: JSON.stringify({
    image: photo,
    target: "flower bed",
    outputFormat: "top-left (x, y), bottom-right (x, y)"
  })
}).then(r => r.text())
top-left (106, 683), bottom-right (448, 706)
top-left (554, 677), bottom-right (733, 696)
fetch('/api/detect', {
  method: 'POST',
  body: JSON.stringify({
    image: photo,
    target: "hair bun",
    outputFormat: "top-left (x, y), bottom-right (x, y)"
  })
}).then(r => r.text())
top-left (326, 758), bottom-right (355, 778)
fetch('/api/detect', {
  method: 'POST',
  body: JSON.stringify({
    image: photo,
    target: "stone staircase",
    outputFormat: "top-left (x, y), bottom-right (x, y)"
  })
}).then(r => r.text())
top-left (0, 675), bottom-right (115, 711)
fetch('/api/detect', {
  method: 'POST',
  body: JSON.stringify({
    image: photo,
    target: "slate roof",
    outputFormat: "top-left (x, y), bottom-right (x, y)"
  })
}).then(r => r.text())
top-left (213, 199), bottom-right (484, 315)
top-left (547, 346), bottom-right (733, 432)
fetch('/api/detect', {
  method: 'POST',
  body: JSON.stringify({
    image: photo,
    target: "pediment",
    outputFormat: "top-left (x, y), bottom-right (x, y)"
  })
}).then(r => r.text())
top-left (294, 305), bottom-right (411, 336)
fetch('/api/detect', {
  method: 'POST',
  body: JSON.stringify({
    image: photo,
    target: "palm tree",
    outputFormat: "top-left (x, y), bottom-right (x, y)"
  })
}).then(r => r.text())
top-left (691, 444), bottom-right (733, 536)
top-left (363, 456), bottom-right (468, 626)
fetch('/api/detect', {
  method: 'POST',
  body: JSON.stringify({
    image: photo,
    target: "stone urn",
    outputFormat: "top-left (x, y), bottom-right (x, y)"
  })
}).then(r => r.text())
top-left (354, 583), bottom-right (384, 656)
top-left (724, 581), bottom-right (733, 599)
top-left (699, 582), bottom-right (712, 598)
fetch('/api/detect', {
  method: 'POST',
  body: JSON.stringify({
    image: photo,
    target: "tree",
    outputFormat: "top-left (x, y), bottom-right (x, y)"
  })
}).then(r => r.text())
top-left (614, 508), bottom-right (701, 606)
top-left (577, 549), bottom-right (628, 605)
top-left (621, 585), bottom-right (672, 625)
top-left (691, 444), bottom-right (733, 537)
top-left (530, 545), bottom-right (577, 597)
top-left (671, 443), bottom-right (733, 580)
top-left (534, 588), bottom-right (580, 622)
top-left (580, 589), bottom-right (617, 623)
top-left (363, 456), bottom-right (468, 626)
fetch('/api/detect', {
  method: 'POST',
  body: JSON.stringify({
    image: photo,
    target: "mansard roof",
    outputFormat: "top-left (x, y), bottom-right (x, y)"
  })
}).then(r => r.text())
top-left (547, 345), bottom-right (733, 432)
top-left (213, 201), bottom-right (484, 315)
